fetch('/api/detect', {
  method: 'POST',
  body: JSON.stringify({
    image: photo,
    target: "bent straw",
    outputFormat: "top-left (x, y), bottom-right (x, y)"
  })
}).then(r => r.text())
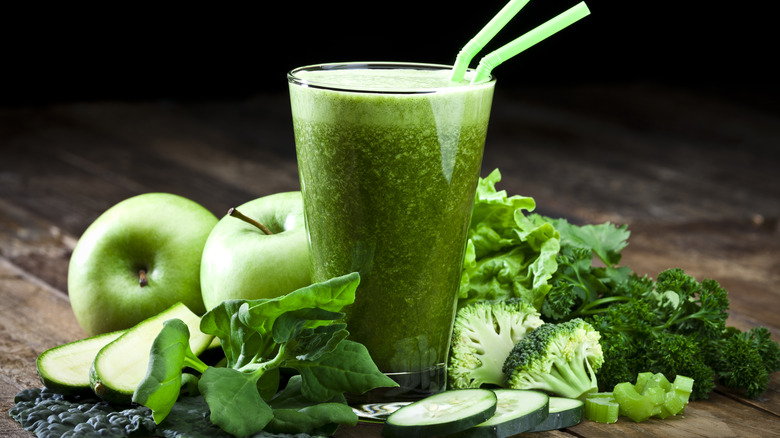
top-left (470, 2), bottom-right (591, 84)
top-left (449, 0), bottom-right (531, 83)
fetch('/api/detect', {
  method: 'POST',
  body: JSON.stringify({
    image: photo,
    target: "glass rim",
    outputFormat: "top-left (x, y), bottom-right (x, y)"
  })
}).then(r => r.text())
top-left (287, 61), bottom-right (495, 94)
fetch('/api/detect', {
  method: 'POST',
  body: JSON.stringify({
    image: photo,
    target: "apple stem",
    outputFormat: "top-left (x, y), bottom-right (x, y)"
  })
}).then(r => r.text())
top-left (139, 269), bottom-right (148, 287)
top-left (228, 208), bottom-right (273, 235)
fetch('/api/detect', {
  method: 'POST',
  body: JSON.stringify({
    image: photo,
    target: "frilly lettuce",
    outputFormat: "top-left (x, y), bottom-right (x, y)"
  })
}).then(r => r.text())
top-left (459, 169), bottom-right (560, 310)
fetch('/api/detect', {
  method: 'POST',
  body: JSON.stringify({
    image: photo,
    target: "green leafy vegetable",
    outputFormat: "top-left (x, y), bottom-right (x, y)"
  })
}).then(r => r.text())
top-left (289, 339), bottom-right (395, 402)
top-left (266, 375), bottom-right (356, 435)
top-left (582, 269), bottom-right (732, 399)
top-left (459, 169), bottom-right (561, 309)
top-left (552, 262), bottom-right (778, 400)
top-left (547, 217), bottom-right (630, 267)
top-left (713, 326), bottom-right (780, 398)
top-left (537, 218), bottom-right (632, 322)
top-left (460, 170), bottom-right (779, 401)
top-left (133, 272), bottom-right (397, 437)
top-left (131, 318), bottom-right (208, 423)
top-left (200, 367), bottom-right (274, 436)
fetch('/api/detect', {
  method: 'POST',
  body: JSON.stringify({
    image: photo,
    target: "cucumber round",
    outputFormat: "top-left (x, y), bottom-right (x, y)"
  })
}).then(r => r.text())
top-left (36, 330), bottom-right (125, 395)
top-left (528, 396), bottom-right (584, 432)
top-left (382, 389), bottom-right (497, 438)
top-left (90, 302), bottom-right (213, 404)
top-left (455, 389), bottom-right (549, 438)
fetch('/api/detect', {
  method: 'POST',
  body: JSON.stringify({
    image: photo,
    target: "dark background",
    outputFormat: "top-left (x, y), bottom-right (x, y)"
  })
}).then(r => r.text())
top-left (2, 0), bottom-right (777, 106)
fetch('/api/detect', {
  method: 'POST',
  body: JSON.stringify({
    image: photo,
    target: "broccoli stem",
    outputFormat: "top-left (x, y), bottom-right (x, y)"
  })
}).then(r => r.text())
top-left (548, 351), bottom-right (598, 399)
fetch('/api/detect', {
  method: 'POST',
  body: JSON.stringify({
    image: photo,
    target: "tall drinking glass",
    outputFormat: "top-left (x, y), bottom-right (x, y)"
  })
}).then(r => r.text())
top-left (288, 62), bottom-right (495, 414)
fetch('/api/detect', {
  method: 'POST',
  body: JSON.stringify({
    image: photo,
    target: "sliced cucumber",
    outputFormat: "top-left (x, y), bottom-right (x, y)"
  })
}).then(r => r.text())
top-left (382, 389), bottom-right (497, 438)
top-left (90, 302), bottom-right (213, 404)
top-left (36, 330), bottom-right (125, 395)
top-left (529, 396), bottom-right (585, 431)
top-left (455, 389), bottom-right (549, 437)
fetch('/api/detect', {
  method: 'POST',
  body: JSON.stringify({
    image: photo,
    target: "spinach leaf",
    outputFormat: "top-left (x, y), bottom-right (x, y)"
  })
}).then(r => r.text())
top-left (132, 318), bottom-right (207, 423)
top-left (200, 299), bottom-right (270, 369)
top-left (239, 272), bottom-right (360, 334)
top-left (272, 308), bottom-right (346, 344)
top-left (266, 375), bottom-right (357, 435)
top-left (289, 340), bottom-right (397, 402)
top-left (199, 367), bottom-right (274, 436)
top-left (133, 272), bottom-right (397, 437)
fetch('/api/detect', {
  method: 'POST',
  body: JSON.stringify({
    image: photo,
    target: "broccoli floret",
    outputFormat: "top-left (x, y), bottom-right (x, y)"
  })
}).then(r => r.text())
top-left (448, 299), bottom-right (544, 389)
top-left (503, 318), bottom-right (604, 399)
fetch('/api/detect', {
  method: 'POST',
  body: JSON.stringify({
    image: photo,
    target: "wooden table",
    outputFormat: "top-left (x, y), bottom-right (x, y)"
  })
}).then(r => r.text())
top-left (2, 81), bottom-right (779, 437)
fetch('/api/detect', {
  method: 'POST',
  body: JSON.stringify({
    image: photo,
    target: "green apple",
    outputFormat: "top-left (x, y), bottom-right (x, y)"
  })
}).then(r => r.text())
top-left (68, 193), bottom-right (218, 336)
top-left (200, 191), bottom-right (311, 310)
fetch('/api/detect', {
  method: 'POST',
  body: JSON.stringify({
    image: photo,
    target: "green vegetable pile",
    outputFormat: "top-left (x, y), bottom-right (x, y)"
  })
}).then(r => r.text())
top-left (12, 273), bottom-right (394, 438)
top-left (11, 167), bottom-right (779, 437)
top-left (455, 169), bottom-right (780, 401)
top-left (133, 272), bottom-right (396, 437)
top-left (458, 169), bottom-right (560, 310)
top-left (584, 373), bottom-right (694, 423)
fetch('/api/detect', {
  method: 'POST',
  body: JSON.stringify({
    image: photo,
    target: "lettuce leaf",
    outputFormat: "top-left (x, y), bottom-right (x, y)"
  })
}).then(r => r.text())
top-left (459, 169), bottom-right (560, 310)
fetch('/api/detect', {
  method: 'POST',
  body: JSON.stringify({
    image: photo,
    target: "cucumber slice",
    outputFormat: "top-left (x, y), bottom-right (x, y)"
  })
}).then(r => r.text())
top-left (36, 330), bottom-right (125, 395)
top-left (382, 389), bottom-right (497, 438)
top-left (529, 396), bottom-right (585, 431)
top-left (90, 302), bottom-right (213, 404)
top-left (455, 389), bottom-right (549, 437)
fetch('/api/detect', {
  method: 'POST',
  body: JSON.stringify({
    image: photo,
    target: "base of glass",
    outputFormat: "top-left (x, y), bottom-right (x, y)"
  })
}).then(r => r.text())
top-left (347, 363), bottom-right (447, 420)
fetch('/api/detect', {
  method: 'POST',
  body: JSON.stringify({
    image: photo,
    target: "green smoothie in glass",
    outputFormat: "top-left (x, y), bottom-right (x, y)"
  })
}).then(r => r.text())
top-left (288, 62), bottom-right (495, 406)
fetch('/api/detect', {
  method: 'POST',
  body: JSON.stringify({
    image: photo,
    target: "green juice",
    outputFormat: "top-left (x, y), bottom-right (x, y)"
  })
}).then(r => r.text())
top-left (288, 63), bottom-right (495, 400)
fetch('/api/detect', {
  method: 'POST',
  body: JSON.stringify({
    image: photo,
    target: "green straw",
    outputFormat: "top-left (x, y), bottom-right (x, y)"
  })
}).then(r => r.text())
top-left (449, 0), bottom-right (531, 83)
top-left (470, 2), bottom-right (591, 84)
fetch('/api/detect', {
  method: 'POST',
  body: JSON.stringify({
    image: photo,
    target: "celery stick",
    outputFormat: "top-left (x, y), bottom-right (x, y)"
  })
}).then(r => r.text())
top-left (663, 375), bottom-right (694, 417)
top-left (613, 383), bottom-right (665, 422)
top-left (648, 373), bottom-right (672, 392)
top-left (584, 393), bottom-right (619, 424)
top-left (633, 372), bottom-right (654, 393)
